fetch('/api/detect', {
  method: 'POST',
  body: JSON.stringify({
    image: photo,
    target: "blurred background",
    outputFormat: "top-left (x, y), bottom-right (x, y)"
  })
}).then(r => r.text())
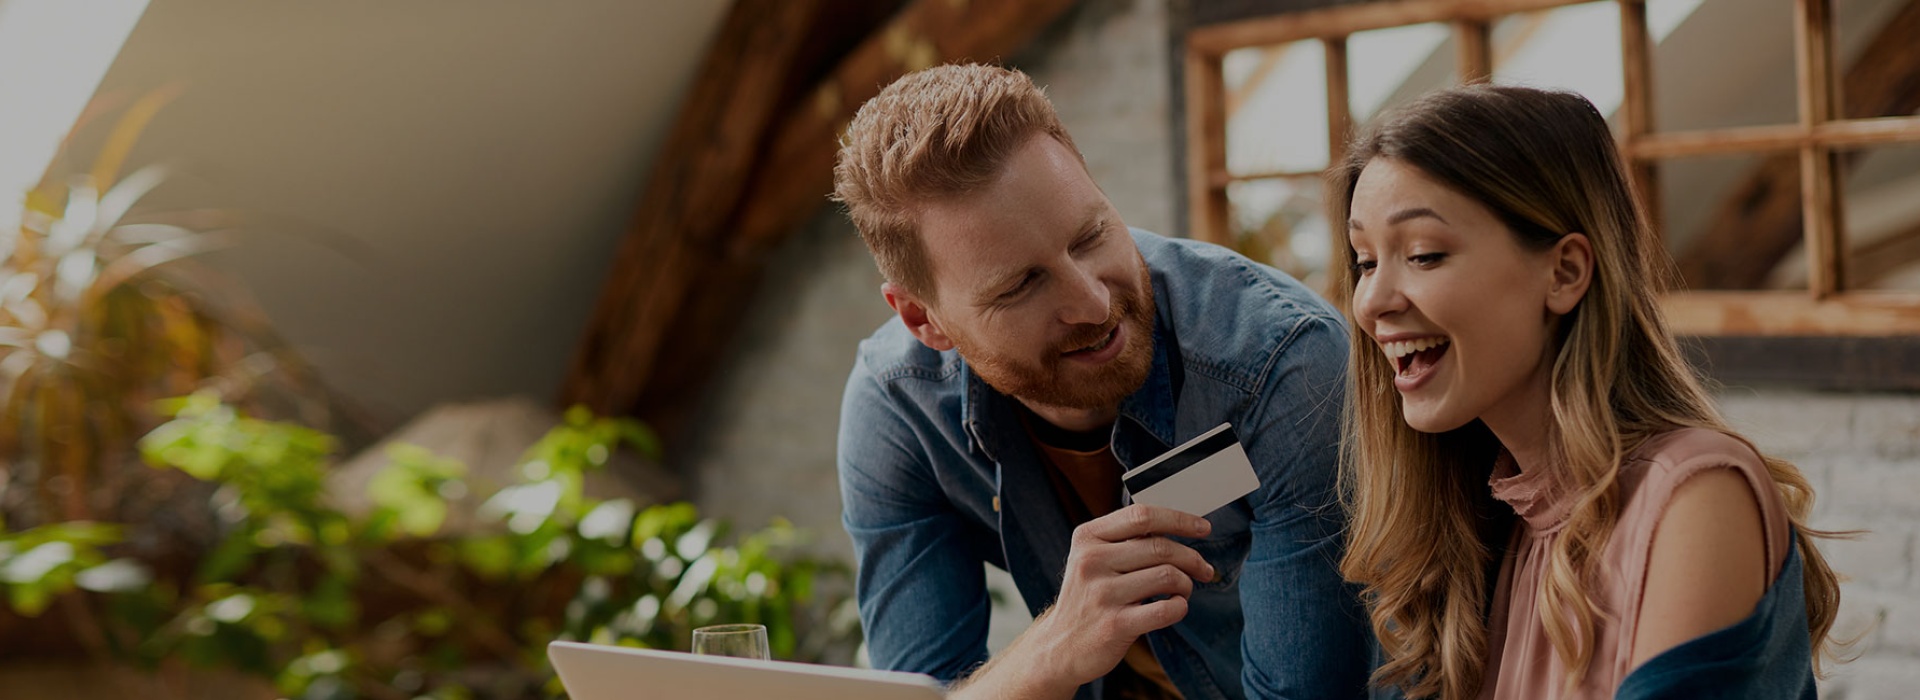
top-left (0, 0), bottom-right (1915, 698)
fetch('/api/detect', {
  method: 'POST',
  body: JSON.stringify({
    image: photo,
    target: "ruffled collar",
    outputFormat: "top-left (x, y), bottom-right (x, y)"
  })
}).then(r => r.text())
top-left (1487, 449), bottom-right (1574, 535)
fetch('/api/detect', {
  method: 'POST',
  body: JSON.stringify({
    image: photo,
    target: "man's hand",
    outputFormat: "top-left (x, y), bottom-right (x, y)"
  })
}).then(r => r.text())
top-left (951, 504), bottom-right (1216, 700)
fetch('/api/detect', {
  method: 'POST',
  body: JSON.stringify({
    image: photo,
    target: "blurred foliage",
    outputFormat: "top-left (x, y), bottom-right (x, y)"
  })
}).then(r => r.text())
top-left (0, 93), bottom-right (858, 697)
top-left (0, 396), bottom-right (860, 698)
top-left (0, 88), bottom-right (326, 529)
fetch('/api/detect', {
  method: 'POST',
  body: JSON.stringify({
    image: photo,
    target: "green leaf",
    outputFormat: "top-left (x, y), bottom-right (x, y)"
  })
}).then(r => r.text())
top-left (75, 558), bottom-right (152, 592)
top-left (459, 536), bottom-right (515, 580)
top-left (9, 581), bottom-right (53, 616)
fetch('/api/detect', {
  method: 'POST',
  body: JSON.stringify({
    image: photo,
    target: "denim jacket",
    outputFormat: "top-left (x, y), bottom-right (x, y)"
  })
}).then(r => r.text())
top-left (1615, 534), bottom-right (1817, 700)
top-left (837, 229), bottom-right (1373, 700)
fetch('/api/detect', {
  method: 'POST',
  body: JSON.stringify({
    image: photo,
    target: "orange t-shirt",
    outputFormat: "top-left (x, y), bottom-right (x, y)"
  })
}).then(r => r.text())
top-left (1026, 419), bottom-right (1185, 700)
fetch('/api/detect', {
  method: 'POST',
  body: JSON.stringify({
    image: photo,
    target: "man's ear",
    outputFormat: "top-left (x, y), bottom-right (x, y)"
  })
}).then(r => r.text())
top-left (1546, 232), bottom-right (1594, 316)
top-left (883, 282), bottom-right (955, 351)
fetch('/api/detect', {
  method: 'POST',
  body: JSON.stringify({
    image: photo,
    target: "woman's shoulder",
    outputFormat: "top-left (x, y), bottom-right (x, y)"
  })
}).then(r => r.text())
top-left (1613, 426), bottom-right (1792, 580)
top-left (1612, 425), bottom-right (1789, 583)
top-left (1616, 428), bottom-right (1770, 506)
top-left (1615, 428), bottom-right (1791, 672)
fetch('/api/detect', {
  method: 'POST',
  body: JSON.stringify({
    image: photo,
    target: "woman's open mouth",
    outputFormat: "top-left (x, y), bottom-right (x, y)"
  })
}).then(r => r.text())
top-left (1382, 336), bottom-right (1450, 389)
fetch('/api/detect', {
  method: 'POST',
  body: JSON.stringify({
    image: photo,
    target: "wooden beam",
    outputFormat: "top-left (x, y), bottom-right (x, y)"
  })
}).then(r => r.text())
top-left (1664, 291), bottom-right (1920, 335)
top-left (727, 0), bottom-right (1081, 257)
top-left (1619, 0), bottom-right (1661, 236)
top-left (1627, 116), bottom-right (1920, 159)
top-left (1454, 19), bottom-right (1492, 84)
top-left (1187, 0), bottom-right (1588, 55)
top-left (1326, 36), bottom-right (1353, 166)
top-left (1671, 0), bottom-right (1920, 292)
top-left (1796, 0), bottom-right (1844, 297)
top-left (1187, 45), bottom-right (1232, 245)
top-left (628, 0), bottom-right (1079, 433)
top-left (562, 0), bottom-right (825, 416)
top-left (1212, 167), bottom-right (1325, 188)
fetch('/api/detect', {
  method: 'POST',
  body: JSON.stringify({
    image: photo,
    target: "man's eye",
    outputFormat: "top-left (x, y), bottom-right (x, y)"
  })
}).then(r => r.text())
top-left (1001, 273), bottom-right (1038, 300)
top-left (1073, 227), bottom-right (1106, 252)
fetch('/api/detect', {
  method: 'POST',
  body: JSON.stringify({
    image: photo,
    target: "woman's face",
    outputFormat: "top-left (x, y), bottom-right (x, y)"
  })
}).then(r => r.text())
top-left (1346, 157), bottom-right (1580, 434)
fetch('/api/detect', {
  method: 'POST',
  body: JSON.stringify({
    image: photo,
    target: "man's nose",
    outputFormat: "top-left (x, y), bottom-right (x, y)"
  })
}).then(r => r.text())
top-left (1059, 265), bottom-right (1111, 326)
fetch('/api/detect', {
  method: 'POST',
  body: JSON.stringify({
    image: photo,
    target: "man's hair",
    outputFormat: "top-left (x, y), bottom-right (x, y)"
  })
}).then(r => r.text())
top-left (831, 63), bottom-right (1080, 300)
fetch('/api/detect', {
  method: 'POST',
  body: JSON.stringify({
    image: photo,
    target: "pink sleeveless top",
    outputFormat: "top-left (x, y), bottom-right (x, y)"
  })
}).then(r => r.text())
top-left (1477, 428), bottom-right (1792, 699)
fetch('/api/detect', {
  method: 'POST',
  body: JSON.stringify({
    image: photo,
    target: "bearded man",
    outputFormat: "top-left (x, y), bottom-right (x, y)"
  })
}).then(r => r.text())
top-left (833, 64), bottom-right (1371, 700)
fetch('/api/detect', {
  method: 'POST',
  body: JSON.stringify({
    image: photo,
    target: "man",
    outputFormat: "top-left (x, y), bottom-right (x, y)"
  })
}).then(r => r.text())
top-left (833, 64), bottom-right (1370, 700)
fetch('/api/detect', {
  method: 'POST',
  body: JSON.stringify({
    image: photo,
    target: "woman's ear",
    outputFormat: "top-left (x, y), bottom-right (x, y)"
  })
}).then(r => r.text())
top-left (1547, 233), bottom-right (1594, 316)
top-left (883, 282), bottom-right (956, 351)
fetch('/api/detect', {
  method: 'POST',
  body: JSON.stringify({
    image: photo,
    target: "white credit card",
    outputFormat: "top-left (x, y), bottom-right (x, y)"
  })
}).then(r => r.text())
top-left (1122, 422), bottom-right (1259, 517)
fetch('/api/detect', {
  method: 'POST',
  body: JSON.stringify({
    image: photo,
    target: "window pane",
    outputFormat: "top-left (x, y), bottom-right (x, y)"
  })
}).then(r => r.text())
top-left (1659, 151), bottom-right (1808, 291)
top-left (1226, 177), bottom-right (1333, 294)
top-left (1492, 2), bottom-right (1624, 119)
top-left (1347, 22), bottom-right (1452, 124)
top-left (1833, 0), bottom-right (1920, 121)
top-left (1649, 0), bottom-right (1797, 131)
top-left (1224, 40), bottom-right (1328, 178)
top-left (1841, 142), bottom-right (1920, 291)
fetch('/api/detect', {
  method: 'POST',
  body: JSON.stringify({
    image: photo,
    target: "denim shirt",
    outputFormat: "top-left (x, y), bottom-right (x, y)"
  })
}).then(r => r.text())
top-left (837, 229), bottom-right (1373, 700)
top-left (1614, 534), bottom-right (1817, 700)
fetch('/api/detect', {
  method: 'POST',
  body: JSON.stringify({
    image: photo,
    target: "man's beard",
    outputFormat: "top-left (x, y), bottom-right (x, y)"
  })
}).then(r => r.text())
top-left (953, 262), bottom-right (1157, 412)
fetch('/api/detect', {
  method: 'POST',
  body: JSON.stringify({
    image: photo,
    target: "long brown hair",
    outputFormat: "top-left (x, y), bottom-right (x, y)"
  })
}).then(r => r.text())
top-left (1328, 84), bottom-right (1845, 699)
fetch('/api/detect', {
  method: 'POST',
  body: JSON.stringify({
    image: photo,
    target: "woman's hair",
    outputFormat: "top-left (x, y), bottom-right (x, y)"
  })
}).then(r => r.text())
top-left (1327, 84), bottom-right (1844, 699)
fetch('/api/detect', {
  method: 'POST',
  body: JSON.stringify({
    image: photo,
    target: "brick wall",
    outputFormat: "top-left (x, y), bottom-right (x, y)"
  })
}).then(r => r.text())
top-left (1720, 389), bottom-right (1920, 698)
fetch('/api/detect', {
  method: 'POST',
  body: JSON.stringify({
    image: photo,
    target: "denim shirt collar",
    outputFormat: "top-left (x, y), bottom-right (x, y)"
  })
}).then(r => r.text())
top-left (954, 278), bottom-right (1186, 618)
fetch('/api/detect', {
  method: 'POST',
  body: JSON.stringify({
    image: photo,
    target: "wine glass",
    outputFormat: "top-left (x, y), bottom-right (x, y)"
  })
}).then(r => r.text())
top-left (691, 623), bottom-right (771, 660)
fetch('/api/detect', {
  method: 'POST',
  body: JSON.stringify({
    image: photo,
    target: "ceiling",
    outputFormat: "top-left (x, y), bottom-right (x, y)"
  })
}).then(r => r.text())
top-left (59, 0), bottom-right (734, 428)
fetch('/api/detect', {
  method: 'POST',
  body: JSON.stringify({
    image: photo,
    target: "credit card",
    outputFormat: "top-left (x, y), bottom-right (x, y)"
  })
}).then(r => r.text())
top-left (1122, 423), bottom-right (1259, 517)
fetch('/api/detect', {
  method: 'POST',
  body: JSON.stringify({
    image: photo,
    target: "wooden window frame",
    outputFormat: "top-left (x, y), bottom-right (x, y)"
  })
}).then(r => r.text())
top-left (1178, 0), bottom-right (1920, 338)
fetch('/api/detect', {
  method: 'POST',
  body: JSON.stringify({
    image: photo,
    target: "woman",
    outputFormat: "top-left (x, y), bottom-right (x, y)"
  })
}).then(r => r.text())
top-left (1330, 84), bottom-right (1844, 699)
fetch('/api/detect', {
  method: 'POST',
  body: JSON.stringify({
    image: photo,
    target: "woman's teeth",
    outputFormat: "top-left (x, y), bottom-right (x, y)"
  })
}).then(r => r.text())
top-left (1381, 336), bottom-right (1449, 362)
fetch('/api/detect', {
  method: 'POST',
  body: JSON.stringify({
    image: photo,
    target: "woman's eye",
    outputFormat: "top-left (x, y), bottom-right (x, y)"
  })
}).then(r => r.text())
top-left (1352, 259), bottom-right (1378, 275)
top-left (1409, 252), bottom-right (1447, 267)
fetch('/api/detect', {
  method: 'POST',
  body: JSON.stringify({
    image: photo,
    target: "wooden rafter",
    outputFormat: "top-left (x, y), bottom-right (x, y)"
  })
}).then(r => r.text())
top-left (561, 0), bottom-right (831, 419)
top-left (1186, 0), bottom-right (1587, 55)
top-left (1672, 0), bottom-right (1920, 291)
top-left (1850, 218), bottom-right (1920, 287)
top-left (1187, 45), bottom-right (1231, 246)
top-left (1664, 291), bottom-right (1920, 335)
top-left (1454, 19), bottom-right (1492, 84)
top-left (564, 0), bottom-right (1079, 435)
top-left (1619, 0), bottom-right (1660, 235)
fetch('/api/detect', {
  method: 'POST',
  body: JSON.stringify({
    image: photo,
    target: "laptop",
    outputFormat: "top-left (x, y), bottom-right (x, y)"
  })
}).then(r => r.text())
top-left (547, 641), bottom-right (946, 700)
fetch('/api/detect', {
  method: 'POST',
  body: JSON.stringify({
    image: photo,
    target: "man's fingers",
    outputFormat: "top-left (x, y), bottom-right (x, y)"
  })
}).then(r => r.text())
top-left (1105, 564), bottom-right (1196, 605)
top-left (1114, 595), bottom-right (1190, 637)
top-left (1098, 536), bottom-right (1215, 583)
top-left (1075, 504), bottom-right (1211, 544)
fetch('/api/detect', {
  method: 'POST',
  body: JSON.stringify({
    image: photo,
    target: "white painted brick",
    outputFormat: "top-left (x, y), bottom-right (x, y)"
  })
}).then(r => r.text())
top-left (1716, 389), bottom-right (1859, 457)
top-left (1882, 594), bottom-right (1920, 655)
top-left (1821, 656), bottom-right (1920, 700)
top-left (1827, 460), bottom-right (1920, 519)
top-left (1848, 395), bottom-right (1920, 461)
top-left (1820, 527), bottom-right (1913, 590)
top-left (1830, 585), bottom-right (1888, 656)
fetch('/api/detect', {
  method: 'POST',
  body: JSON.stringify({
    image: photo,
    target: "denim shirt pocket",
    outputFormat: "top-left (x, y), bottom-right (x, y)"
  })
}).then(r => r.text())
top-left (1180, 530), bottom-right (1251, 592)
